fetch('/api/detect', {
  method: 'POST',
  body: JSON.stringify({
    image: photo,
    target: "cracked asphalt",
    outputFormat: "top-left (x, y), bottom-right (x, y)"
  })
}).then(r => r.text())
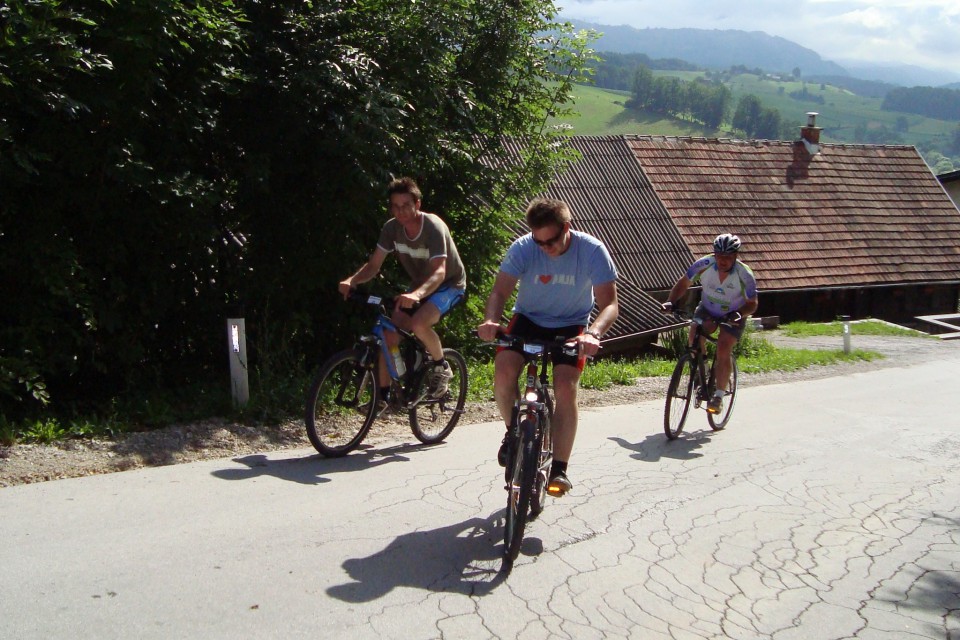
top-left (2, 344), bottom-right (959, 639)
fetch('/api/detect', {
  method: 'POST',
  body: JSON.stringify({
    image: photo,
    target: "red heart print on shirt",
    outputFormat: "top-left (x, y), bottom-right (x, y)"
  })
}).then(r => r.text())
top-left (538, 275), bottom-right (552, 284)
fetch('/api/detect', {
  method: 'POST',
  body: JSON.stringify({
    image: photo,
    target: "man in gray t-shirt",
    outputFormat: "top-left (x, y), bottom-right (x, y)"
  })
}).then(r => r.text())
top-left (339, 177), bottom-right (466, 399)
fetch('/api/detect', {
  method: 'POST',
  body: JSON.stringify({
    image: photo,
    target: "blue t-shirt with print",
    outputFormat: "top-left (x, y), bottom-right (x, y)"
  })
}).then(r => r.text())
top-left (500, 230), bottom-right (617, 328)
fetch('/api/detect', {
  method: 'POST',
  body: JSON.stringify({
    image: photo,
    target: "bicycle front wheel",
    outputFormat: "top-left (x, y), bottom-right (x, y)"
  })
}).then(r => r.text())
top-left (503, 420), bottom-right (537, 564)
top-left (529, 412), bottom-right (551, 519)
top-left (664, 354), bottom-right (696, 440)
top-left (708, 357), bottom-right (738, 430)
top-left (409, 348), bottom-right (467, 444)
top-left (305, 349), bottom-right (377, 457)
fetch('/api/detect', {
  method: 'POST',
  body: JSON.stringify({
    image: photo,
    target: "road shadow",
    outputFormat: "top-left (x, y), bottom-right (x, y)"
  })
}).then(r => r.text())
top-left (209, 442), bottom-right (434, 485)
top-left (609, 430), bottom-right (714, 462)
top-left (326, 512), bottom-right (509, 600)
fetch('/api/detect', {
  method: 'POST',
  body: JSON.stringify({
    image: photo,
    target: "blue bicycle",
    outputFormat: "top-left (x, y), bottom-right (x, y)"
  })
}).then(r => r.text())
top-left (305, 290), bottom-right (467, 457)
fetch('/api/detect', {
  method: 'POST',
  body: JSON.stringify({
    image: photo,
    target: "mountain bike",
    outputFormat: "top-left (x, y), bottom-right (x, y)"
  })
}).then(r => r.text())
top-left (663, 311), bottom-right (739, 440)
top-left (489, 333), bottom-right (579, 565)
top-left (305, 290), bottom-right (467, 457)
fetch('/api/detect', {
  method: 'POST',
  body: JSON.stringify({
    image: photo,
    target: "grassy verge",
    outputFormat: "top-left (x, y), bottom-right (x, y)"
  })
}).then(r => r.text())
top-left (2, 325), bottom-right (894, 445)
top-left (465, 339), bottom-right (882, 400)
top-left (779, 319), bottom-right (931, 338)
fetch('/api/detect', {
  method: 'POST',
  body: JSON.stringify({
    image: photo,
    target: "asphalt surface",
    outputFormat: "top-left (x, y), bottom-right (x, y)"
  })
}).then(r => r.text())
top-left (2, 343), bottom-right (959, 639)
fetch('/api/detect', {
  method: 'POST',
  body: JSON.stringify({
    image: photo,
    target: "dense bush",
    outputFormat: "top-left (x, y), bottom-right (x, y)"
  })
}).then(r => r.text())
top-left (0, 0), bottom-right (595, 424)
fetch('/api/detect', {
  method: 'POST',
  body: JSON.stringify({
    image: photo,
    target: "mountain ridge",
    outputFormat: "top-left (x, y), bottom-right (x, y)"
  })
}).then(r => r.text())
top-left (566, 19), bottom-right (960, 88)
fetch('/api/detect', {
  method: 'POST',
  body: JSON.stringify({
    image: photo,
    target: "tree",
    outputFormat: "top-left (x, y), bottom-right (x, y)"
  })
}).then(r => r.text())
top-left (732, 95), bottom-right (763, 135)
top-left (1, 0), bottom-right (246, 415)
top-left (0, 0), bottom-right (597, 420)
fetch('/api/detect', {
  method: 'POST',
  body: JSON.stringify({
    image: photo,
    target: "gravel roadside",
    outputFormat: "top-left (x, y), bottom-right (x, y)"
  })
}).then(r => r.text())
top-left (2, 331), bottom-right (957, 488)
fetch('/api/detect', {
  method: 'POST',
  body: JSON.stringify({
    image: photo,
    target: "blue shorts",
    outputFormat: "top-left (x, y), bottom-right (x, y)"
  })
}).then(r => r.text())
top-left (422, 286), bottom-right (465, 317)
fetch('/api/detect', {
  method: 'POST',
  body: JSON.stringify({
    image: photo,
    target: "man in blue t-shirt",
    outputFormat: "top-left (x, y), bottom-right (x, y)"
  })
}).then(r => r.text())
top-left (477, 198), bottom-right (619, 496)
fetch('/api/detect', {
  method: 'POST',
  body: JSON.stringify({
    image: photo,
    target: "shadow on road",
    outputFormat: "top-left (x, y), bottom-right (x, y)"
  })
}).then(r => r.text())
top-left (326, 512), bottom-right (508, 601)
top-left (609, 431), bottom-right (714, 462)
top-left (209, 442), bottom-right (435, 485)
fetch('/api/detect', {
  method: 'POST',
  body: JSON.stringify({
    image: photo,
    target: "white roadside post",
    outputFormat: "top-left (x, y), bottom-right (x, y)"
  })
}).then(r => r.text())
top-left (227, 318), bottom-right (249, 407)
top-left (840, 315), bottom-right (851, 354)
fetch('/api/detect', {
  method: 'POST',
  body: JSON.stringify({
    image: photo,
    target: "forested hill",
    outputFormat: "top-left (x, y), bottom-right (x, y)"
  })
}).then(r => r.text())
top-left (567, 20), bottom-right (848, 77)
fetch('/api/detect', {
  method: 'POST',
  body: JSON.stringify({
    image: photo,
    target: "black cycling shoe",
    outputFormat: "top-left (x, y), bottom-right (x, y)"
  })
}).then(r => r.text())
top-left (497, 433), bottom-right (511, 467)
top-left (547, 471), bottom-right (572, 497)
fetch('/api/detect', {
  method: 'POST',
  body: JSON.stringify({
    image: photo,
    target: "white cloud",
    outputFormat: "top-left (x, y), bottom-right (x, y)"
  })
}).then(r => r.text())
top-left (557, 0), bottom-right (959, 72)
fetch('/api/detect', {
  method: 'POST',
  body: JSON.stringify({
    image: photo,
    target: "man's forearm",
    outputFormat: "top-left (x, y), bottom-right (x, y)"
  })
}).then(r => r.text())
top-left (483, 293), bottom-right (507, 324)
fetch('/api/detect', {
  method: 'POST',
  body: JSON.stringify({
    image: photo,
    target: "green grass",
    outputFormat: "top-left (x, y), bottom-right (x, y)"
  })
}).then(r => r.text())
top-left (578, 343), bottom-right (881, 386)
top-left (1, 324), bottom-right (903, 445)
top-left (464, 332), bottom-right (884, 399)
top-left (780, 319), bottom-right (930, 338)
top-left (556, 84), bottom-right (720, 136)
top-left (555, 77), bottom-right (957, 150)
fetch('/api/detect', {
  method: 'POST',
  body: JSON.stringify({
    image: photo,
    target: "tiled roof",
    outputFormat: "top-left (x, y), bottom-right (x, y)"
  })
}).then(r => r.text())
top-left (625, 136), bottom-right (960, 291)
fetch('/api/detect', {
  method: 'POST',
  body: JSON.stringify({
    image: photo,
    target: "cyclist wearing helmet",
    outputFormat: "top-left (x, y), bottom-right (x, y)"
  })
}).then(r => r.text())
top-left (661, 233), bottom-right (758, 414)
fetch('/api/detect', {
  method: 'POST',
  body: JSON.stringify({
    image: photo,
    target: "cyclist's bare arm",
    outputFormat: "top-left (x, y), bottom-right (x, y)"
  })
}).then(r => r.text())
top-left (739, 296), bottom-right (759, 318)
top-left (576, 281), bottom-right (618, 357)
top-left (339, 247), bottom-right (389, 298)
top-left (662, 274), bottom-right (693, 310)
top-left (478, 271), bottom-right (519, 341)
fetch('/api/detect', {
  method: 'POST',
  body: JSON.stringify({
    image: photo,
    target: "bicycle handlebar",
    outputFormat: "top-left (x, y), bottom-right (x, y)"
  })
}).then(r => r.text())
top-left (347, 289), bottom-right (394, 308)
top-left (667, 309), bottom-right (740, 329)
top-left (346, 289), bottom-right (423, 313)
top-left (479, 330), bottom-right (581, 358)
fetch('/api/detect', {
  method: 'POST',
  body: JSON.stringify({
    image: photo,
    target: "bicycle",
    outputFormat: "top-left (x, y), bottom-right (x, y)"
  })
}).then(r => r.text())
top-left (305, 290), bottom-right (467, 457)
top-left (488, 333), bottom-right (579, 565)
top-left (663, 310), bottom-right (739, 440)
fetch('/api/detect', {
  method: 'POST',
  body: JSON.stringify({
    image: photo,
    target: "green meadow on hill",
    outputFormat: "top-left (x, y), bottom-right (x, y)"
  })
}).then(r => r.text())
top-left (556, 72), bottom-right (957, 153)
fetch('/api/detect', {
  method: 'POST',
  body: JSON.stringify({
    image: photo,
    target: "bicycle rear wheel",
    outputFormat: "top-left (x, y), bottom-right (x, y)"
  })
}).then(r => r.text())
top-left (503, 420), bottom-right (537, 564)
top-left (409, 348), bottom-right (467, 444)
top-left (305, 349), bottom-right (377, 457)
top-left (708, 357), bottom-right (738, 430)
top-left (664, 354), bottom-right (696, 440)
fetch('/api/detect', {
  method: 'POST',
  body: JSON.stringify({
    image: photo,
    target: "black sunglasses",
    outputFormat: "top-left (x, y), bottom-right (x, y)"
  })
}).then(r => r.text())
top-left (533, 228), bottom-right (565, 247)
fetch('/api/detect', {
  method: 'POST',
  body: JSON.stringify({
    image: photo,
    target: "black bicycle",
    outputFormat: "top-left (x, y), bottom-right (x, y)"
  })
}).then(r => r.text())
top-left (490, 333), bottom-right (579, 565)
top-left (305, 290), bottom-right (467, 457)
top-left (663, 311), bottom-right (739, 440)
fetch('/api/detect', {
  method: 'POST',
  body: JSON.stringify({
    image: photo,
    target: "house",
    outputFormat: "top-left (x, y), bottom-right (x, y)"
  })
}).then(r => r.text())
top-left (503, 119), bottom-right (960, 347)
top-left (940, 168), bottom-right (960, 210)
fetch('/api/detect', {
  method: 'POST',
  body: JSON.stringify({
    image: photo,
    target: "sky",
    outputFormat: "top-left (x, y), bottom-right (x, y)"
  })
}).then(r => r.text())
top-left (557, 0), bottom-right (960, 73)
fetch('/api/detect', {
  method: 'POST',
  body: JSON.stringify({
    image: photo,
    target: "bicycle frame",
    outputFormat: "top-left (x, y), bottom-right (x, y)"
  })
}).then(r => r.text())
top-left (664, 311), bottom-right (740, 439)
top-left (351, 294), bottom-right (439, 412)
top-left (494, 334), bottom-right (576, 564)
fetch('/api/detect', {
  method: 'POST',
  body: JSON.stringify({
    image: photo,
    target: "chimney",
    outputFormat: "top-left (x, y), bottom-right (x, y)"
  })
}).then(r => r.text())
top-left (799, 111), bottom-right (821, 155)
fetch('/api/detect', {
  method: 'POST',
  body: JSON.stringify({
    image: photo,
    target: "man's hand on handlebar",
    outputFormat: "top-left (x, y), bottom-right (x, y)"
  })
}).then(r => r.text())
top-left (338, 281), bottom-right (354, 299)
top-left (575, 332), bottom-right (602, 358)
top-left (395, 291), bottom-right (421, 310)
top-left (476, 320), bottom-right (502, 342)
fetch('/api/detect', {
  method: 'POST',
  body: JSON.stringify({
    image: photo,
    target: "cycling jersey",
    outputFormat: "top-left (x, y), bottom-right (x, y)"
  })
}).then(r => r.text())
top-left (686, 255), bottom-right (757, 317)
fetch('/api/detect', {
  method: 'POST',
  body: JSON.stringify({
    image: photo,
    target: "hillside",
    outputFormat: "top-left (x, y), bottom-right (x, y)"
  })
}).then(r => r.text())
top-left (566, 19), bottom-right (960, 88)
top-left (568, 20), bottom-right (846, 76)
top-left (554, 79), bottom-right (959, 172)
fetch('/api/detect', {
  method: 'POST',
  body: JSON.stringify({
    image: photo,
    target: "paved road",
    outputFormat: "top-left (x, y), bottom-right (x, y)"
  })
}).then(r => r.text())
top-left (2, 353), bottom-right (959, 639)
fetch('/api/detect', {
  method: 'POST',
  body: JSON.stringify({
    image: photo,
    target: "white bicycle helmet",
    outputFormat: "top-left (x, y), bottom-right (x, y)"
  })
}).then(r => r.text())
top-left (713, 233), bottom-right (741, 254)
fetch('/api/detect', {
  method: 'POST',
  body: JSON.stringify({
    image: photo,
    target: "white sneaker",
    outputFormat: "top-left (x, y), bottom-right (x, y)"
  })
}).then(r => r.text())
top-left (427, 362), bottom-right (453, 399)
